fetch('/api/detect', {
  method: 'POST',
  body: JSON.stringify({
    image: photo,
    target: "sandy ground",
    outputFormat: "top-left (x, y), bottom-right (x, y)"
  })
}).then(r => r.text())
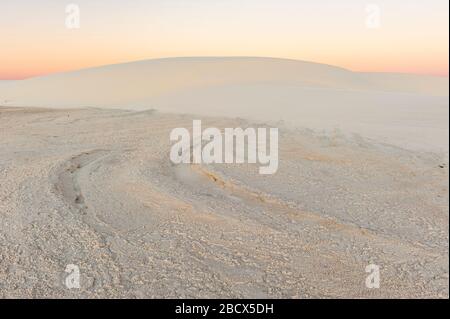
top-left (0, 106), bottom-right (448, 298)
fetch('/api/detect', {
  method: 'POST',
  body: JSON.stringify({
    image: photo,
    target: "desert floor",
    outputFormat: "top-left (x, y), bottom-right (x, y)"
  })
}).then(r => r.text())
top-left (0, 106), bottom-right (448, 298)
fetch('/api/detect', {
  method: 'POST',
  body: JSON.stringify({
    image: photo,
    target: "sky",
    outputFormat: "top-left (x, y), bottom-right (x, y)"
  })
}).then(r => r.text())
top-left (0, 0), bottom-right (448, 79)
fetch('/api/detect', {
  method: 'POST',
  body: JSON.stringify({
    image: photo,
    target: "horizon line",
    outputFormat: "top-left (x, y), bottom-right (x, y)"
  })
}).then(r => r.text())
top-left (1, 56), bottom-right (449, 81)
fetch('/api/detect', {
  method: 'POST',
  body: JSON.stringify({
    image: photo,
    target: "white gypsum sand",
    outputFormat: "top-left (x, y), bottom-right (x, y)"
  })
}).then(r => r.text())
top-left (0, 57), bottom-right (448, 152)
top-left (0, 57), bottom-right (448, 298)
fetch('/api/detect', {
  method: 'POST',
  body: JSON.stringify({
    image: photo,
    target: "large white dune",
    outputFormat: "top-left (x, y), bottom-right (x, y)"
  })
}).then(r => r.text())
top-left (0, 57), bottom-right (448, 152)
top-left (0, 57), bottom-right (449, 298)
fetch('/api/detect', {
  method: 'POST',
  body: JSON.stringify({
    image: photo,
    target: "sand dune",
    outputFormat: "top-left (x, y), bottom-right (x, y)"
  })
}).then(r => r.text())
top-left (0, 57), bottom-right (448, 152)
top-left (0, 58), bottom-right (448, 298)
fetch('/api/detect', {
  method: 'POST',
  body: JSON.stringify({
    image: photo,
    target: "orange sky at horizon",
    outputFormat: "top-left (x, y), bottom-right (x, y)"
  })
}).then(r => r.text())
top-left (1, 0), bottom-right (448, 80)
